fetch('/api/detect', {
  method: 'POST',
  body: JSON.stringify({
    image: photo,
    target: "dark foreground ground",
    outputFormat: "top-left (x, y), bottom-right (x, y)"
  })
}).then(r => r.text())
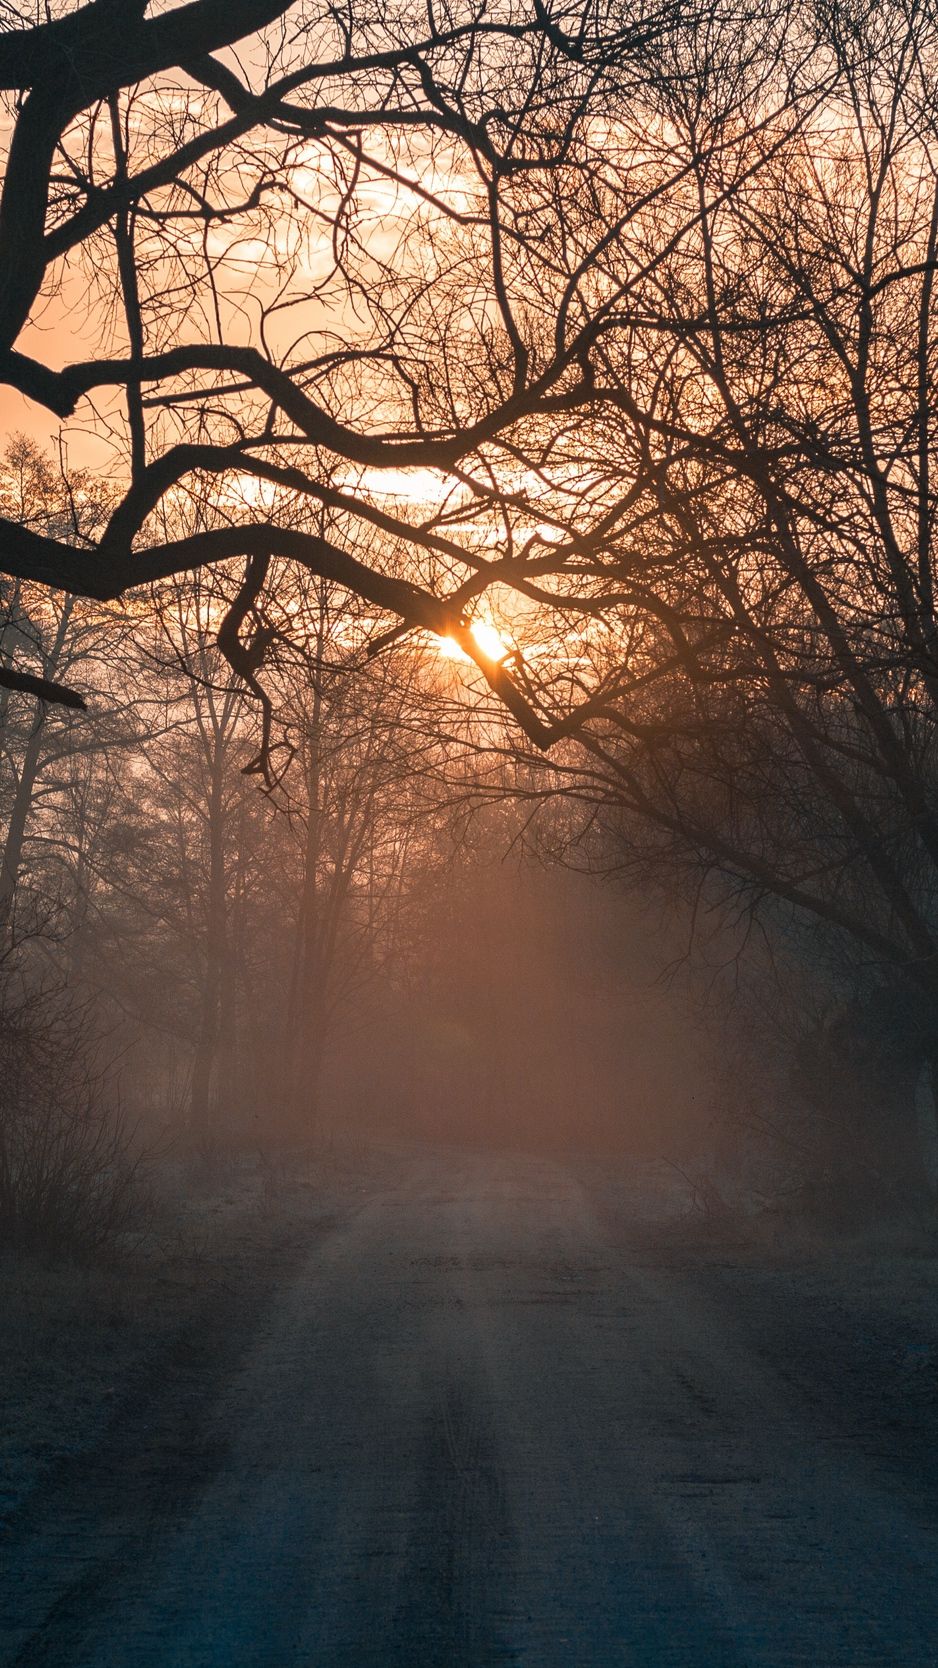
top-left (2, 1146), bottom-right (938, 1666)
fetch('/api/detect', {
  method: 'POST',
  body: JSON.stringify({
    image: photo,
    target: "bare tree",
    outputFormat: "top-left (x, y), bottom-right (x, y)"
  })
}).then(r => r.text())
top-left (0, 0), bottom-right (674, 749)
top-left (453, 0), bottom-right (938, 1190)
top-left (0, 437), bottom-right (134, 947)
top-left (246, 562), bottom-right (459, 1136)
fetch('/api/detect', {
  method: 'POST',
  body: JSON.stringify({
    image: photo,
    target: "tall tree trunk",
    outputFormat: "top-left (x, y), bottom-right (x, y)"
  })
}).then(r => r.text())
top-left (0, 709), bottom-right (45, 935)
top-left (284, 763), bottom-right (324, 1135)
top-left (282, 659), bottom-right (326, 1138)
top-left (215, 796), bottom-right (247, 1128)
top-left (0, 598), bottom-right (72, 939)
top-left (189, 748), bottom-right (227, 1137)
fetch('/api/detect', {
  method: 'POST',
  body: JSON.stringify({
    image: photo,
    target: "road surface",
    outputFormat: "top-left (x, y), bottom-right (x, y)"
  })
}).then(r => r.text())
top-left (2, 1148), bottom-right (938, 1665)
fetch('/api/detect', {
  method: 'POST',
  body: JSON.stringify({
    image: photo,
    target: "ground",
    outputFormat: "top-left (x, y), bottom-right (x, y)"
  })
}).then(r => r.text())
top-left (1, 1145), bottom-right (938, 1665)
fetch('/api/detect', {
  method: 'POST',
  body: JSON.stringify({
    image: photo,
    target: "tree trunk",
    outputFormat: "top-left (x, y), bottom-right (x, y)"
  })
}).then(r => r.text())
top-left (189, 749), bottom-right (227, 1138)
top-left (282, 670), bottom-right (326, 1140)
top-left (284, 787), bottom-right (324, 1137)
top-left (0, 709), bottom-right (45, 935)
top-left (0, 598), bottom-right (72, 939)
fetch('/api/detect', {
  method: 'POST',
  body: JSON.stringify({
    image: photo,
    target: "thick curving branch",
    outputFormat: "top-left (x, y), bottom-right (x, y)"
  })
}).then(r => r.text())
top-left (0, 341), bottom-right (586, 464)
top-left (0, 664), bottom-right (87, 710)
top-left (0, 509), bottom-right (606, 749)
top-left (0, 0), bottom-right (293, 96)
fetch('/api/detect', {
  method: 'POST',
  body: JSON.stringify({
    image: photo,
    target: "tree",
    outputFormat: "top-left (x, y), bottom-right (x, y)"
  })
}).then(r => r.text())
top-left (11, 0), bottom-right (938, 1188)
top-left (0, 0), bottom-right (671, 749)
top-left (246, 560), bottom-right (460, 1135)
top-left (0, 437), bottom-right (132, 949)
top-left (109, 572), bottom-right (267, 1134)
top-left (466, 0), bottom-right (938, 1191)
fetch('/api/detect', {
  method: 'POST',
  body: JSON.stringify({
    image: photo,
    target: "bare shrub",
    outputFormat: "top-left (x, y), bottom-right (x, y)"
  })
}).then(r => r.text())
top-left (0, 980), bottom-right (148, 1256)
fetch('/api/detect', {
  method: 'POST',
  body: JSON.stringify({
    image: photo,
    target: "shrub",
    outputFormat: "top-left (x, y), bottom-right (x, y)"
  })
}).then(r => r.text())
top-left (0, 980), bottom-right (147, 1255)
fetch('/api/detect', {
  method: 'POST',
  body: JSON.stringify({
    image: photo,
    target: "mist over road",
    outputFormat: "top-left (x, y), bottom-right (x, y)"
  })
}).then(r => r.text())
top-left (2, 1149), bottom-right (937, 1666)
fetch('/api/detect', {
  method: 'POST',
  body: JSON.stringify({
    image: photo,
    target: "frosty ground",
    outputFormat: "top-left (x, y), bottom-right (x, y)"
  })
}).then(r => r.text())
top-left (2, 1144), bottom-right (938, 1666)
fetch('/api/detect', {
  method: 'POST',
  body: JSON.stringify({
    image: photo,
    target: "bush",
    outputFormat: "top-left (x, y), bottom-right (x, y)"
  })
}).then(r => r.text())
top-left (0, 980), bottom-right (147, 1255)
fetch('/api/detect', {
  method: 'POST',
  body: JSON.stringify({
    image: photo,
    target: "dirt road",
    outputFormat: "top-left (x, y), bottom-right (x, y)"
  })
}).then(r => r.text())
top-left (2, 1149), bottom-right (938, 1666)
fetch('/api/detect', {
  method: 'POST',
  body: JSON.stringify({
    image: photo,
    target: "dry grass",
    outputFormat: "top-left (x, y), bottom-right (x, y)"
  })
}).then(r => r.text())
top-left (0, 1155), bottom-right (295, 1525)
top-left (0, 1137), bottom-right (395, 1526)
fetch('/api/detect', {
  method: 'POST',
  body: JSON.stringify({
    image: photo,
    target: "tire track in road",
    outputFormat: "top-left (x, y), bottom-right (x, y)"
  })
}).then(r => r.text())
top-left (387, 1376), bottom-right (518, 1667)
top-left (0, 1215), bottom-right (341, 1667)
top-left (4, 1148), bottom-right (938, 1666)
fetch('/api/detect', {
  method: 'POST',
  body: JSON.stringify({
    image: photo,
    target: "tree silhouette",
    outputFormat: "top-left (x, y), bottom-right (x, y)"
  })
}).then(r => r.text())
top-left (0, 0), bottom-right (664, 739)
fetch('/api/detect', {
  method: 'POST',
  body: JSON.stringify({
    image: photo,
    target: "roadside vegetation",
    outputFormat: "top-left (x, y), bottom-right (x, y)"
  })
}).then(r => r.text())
top-left (0, 0), bottom-right (937, 1268)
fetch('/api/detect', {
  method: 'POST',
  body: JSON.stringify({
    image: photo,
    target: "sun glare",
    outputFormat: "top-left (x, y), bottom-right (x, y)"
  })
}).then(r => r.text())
top-left (436, 619), bottom-right (510, 663)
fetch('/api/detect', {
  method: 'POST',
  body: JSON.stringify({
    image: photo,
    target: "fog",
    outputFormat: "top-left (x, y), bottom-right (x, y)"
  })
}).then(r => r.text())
top-left (6, 2), bottom-right (938, 1658)
top-left (322, 863), bottom-right (710, 1159)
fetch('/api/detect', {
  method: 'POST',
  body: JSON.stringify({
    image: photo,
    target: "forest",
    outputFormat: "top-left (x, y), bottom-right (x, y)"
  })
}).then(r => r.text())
top-left (2, 0), bottom-right (937, 1240)
top-left (3, 4), bottom-right (938, 1657)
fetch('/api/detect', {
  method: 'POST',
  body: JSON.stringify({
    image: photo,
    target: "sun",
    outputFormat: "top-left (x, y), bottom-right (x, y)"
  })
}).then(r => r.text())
top-left (436, 619), bottom-right (510, 663)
